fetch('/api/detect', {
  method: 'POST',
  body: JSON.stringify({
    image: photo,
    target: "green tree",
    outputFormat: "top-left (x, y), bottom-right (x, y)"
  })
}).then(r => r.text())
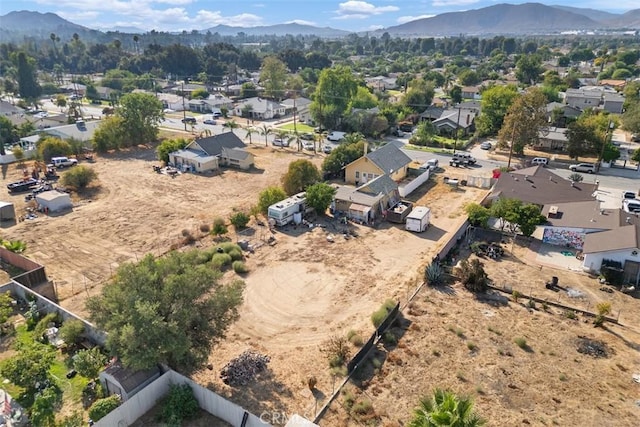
top-left (476, 85), bottom-right (518, 136)
top-left (60, 165), bottom-right (97, 190)
top-left (229, 212), bottom-right (250, 230)
top-left (73, 347), bottom-right (107, 379)
top-left (160, 384), bottom-right (200, 425)
top-left (565, 112), bottom-right (614, 160)
top-left (116, 92), bottom-right (164, 145)
top-left (408, 389), bottom-right (485, 427)
top-left (310, 65), bottom-right (358, 130)
top-left (622, 103), bottom-right (640, 135)
top-left (490, 198), bottom-right (522, 232)
top-left (0, 116), bottom-right (17, 153)
top-left (497, 87), bottom-right (549, 155)
top-left (245, 127), bottom-right (258, 145)
top-left (458, 69), bottom-right (480, 86)
top-left (92, 116), bottom-right (126, 152)
top-left (464, 203), bottom-right (490, 228)
top-left (55, 95), bottom-right (67, 110)
top-left (455, 258), bottom-right (489, 293)
top-left (222, 119), bottom-right (240, 134)
top-left (191, 88), bottom-right (209, 99)
top-left (257, 186), bottom-right (287, 215)
top-left (350, 86), bottom-right (378, 110)
top-left (156, 138), bottom-right (189, 163)
top-left (404, 78), bottom-right (435, 113)
top-left (87, 252), bottom-right (244, 372)
top-left (258, 124), bottom-right (272, 147)
top-left (38, 136), bottom-right (72, 161)
top-left (322, 140), bottom-right (366, 176)
top-left (281, 159), bottom-right (320, 195)
top-left (450, 85), bottom-right (462, 104)
top-left (260, 56), bottom-right (288, 100)
top-left (212, 217), bottom-right (228, 239)
top-left (0, 340), bottom-right (55, 395)
top-left (515, 203), bottom-right (546, 237)
top-left (631, 148), bottom-right (640, 163)
top-left (305, 182), bottom-right (336, 215)
top-left (15, 51), bottom-right (42, 104)
top-left (515, 54), bottom-right (543, 85)
top-left (30, 386), bottom-right (60, 427)
top-left (0, 291), bottom-right (13, 325)
top-left (57, 319), bottom-right (85, 345)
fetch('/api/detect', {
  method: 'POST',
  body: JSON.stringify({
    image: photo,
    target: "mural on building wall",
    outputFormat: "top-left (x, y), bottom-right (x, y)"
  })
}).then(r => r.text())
top-left (543, 228), bottom-right (585, 249)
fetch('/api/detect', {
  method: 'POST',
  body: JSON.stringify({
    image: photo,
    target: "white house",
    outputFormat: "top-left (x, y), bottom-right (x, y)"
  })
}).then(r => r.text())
top-left (169, 132), bottom-right (254, 172)
top-left (233, 97), bottom-right (286, 120)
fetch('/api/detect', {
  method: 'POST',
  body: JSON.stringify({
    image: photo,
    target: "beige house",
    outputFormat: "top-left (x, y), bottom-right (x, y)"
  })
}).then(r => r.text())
top-left (169, 132), bottom-right (254, 172)
top-left (344, 143), bottom-right (412, 186)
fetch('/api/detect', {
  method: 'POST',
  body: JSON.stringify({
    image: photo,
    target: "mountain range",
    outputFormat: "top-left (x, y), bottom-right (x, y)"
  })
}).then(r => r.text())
top-left (0, 3), bottom-right (638, 43)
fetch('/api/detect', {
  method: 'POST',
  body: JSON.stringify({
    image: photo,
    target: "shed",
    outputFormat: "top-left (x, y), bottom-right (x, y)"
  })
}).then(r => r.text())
top-left (0, 201), bottom-right (16, 221)
top-left (35, 191), bottom-right (72, 212)
top-left (99, 363), bottom-right (161, 402)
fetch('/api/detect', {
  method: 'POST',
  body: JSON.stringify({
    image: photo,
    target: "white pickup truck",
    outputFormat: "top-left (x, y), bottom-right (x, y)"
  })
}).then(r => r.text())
top-left (49, 156), bottom-right (78, 168)
top-left (449, 153), bottom-right (477, 167)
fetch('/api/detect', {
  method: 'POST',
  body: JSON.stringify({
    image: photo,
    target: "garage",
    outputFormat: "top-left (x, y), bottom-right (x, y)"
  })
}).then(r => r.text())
top-left (35, 191), bottom-right (72, 213)
top-left (0, 201), bottom-right (16, 221)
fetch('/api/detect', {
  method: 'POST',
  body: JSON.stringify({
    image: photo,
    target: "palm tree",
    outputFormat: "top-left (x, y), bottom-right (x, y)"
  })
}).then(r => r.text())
top-left (245, 127), bottom-right (257, 145)
top-left (258, 124), bottom-right (272, 147)
top-left (49, 33), bottom-right (57, 56)
top-left (274, 129), bottom-right (291, 149)
top-left (222, 119), bottom-right (240, 134)
top-left (408, 389), bottom-right (485, 427)
top-left (133, 35), bottom-right (139, 55)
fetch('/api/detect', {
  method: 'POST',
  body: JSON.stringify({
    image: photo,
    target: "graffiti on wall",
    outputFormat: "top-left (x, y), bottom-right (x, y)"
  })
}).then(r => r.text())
top-left (543, 227), bottom-right (585, 250)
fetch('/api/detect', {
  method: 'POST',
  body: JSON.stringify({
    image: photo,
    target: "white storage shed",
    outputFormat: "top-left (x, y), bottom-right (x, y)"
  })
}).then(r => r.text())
top-left (35, 191), bottom-right (72, 213)
top-left (0, 201), bottom-right (16, 221)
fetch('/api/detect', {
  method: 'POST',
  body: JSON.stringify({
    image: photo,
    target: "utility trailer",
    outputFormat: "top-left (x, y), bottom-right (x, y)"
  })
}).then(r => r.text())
top-left (405, 206), bottom-right (431, 232)
top-left (386, 201), bottom-right (413, 223)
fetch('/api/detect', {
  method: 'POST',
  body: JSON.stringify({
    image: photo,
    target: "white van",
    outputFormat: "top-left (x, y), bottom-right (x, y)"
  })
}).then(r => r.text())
top-left (326, 131), bottom-right (346, 142)
top-left (531, 157), bottom-right (549, 166)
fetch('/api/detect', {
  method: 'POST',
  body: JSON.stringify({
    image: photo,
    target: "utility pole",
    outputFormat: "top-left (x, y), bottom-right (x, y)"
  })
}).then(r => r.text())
top-left (596, 120), bottom-right (614, 178)
top-left (453, 105), bottom-right (461, 155)
top-left (507, 121), bottom-right (517, 170)
top-left (181, 80), bottom-right (187, 131)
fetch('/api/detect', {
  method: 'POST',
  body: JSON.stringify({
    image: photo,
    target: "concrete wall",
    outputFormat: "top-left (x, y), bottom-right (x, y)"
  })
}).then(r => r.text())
top-left (95, 369), bottom-right (270, 427)
top-left (399, 169), bottom-right (429, 197)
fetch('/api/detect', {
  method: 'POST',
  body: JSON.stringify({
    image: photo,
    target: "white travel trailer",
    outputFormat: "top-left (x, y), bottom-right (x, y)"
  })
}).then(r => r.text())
top-left (268, 192), bottom-right (311, 226)
top-left (405, 206), bottom-right (430, 232)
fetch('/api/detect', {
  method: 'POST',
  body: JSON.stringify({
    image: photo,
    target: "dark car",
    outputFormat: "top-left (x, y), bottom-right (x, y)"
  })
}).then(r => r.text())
top-left (300, 132), bottom-right (314, 140)
top-left (181, 117), bottom-right (197, 124)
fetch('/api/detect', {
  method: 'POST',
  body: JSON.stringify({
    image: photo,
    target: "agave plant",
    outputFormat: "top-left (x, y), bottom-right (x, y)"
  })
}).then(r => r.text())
top-left (425, 262), bottom-right (445, 287)
top-left (2, 239), bottom-right (27, 253)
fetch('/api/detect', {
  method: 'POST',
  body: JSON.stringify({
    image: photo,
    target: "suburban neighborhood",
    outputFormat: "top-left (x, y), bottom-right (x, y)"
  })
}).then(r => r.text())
top-left (1, 2), bottom-right (640, 426)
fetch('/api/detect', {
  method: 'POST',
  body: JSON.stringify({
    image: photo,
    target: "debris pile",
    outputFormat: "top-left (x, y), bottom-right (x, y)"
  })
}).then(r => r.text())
top-left (220, 351), bottom-right (270, 386)
top-left (576, 336), bottom-right (609, 358)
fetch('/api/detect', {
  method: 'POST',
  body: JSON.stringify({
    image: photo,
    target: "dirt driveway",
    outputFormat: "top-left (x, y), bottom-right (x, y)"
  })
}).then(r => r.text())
top-left (1, 147), bottom-right (486, 421)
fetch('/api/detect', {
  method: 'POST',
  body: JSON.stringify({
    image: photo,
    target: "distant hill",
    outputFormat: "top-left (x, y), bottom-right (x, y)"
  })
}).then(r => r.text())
top-left (0, 10), bottom-right (99, 42)
top-left (203, 23), bottom-right (350, 38)
top-left (604, 9), bottom-right (640, 29)
top-left (382, 2), bottom-right (602, 36)
top-left (551, 5), bottom-right (620, 23)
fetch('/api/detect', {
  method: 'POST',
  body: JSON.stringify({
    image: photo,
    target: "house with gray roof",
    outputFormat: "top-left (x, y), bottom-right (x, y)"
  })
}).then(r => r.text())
top-left (333, 174), bottom-right (400, 224)
top-left (168, 132), bottom-right (254, 172)
top-left (432, 108), bottom-right (477, 136)
top-left (602, 92), bottom-right (624, 114)
top-left (533, 127), bottom-right (569, 151)
top-left (233, 97), bottom-right (286, 120)
top-left (344, 142), bottom-right (412, 186)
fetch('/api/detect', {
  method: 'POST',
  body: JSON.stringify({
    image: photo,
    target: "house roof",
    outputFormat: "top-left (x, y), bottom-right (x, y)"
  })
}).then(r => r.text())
top-left (0, 100), bottom-right (24, 116)
top-left (542, 201), bottom-right (620, 230)
top-left (603, 92), bottom-right (624, 103)
top-left (102, 363), bottom-right (160, 394)
top-left (491, 165), bottom-right (597, 206)
top-left (35, 191), bottom-right (71, 203)
top-left (432, 108), bottom-right (476, 130)
top-left (335, 186), bottom-right (385, 207)
top-left (237, 97), bottom-right (283, 114)
top-left (172, 148), bottom-right (217, 162)
top-left (583, 224), bottom-right (640, 254)
top-left (222, 147), bottom-right (252, 161)
top-left (41, 120), bottom-right (101, 142)
top-left (281, 97), bottom-right (312, 108)
top-left (539, 127), bottom-right (568, 142)
top-left (362, 143), bottom-right (412, 175)
top-left (192, 132), bottom-right (246, 157)
top-left (357, 174), bottom-right (398, 196)
top-left (457, 101), bottom-right (481, 113)
top-left (420, 106), bottom-right (444, 120)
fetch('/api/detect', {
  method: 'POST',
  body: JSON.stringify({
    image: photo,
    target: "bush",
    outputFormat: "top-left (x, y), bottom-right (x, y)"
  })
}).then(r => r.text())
top-left (199, 223), bottom-right (210, 233)
top-left (514, 337), bottom-right (528, 350)
top-left (382, 331), bottom-right (397, 346)
top-left (229, 212), bottom-right (250, 230)
top-left (60, 165), bottom-right (97, 190)
top-left (232, 261), bottom-right (248, 274)
top-left (228, 248), bottom-right (244, 261)
top-left (58, 319), bottom-right (85, 345)
top-left (217, 242), bottom-right (242, 253)
top-left (211, 218), bottom-right (228, 238)
top-left (321, 336), bottom-right (351, 368)
top-left (425, 262), bottom-right (445, 286)
top-left (159, 384), bottom-right (199, 425)
top-left (371, 299), bottom-right (397, 328)
top-left (33, 312), bottom-right (60, 343)
top-left (307, 376), bottom-right (317, 391)
top-left (88, 395), bottom-right (121, 421)
top-left (454, 259), bottom-right (489, 293)
top-left (210, 253), bottom-right (232, 269)
top-left (347, 330), bottom-right (363, 346)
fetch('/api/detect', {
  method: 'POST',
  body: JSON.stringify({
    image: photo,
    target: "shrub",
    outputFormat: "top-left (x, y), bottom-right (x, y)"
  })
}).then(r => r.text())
top-left (228, 248), bottom-right (244, 261)
top-left (217, 242), bottom-right (242, 253)
top-left (425, 262), bottom-right (445, 286)
top-left (88, 395), bottom-right (121, 421)
top-left (211, 253), bottom-right (233, 269)
top-left (454, 259), bottom-right (489, 293)
top-left (211, 217), bottom-right (227, 238)
top-left (229, 212), bottom-right (250, 230)
top-left (512, 290), bottom-right (522, 302)
top-left (58, 319), bottom-right (85, 345)
top-left (371, 299), bottom-right (397, 328)
top-left (199, 223), bottom-right (210, 233)
top-left (73, 347), bottom-right (108, 379)
top-left (382, 331), bottom-right (397, 346)
top-left (568, 172), bottom-right (583, 183)
top-left (60, 165), bottom-right (97, 190)
top-left (321, 336), bottom-right (351, 368)
top-left (527, 299), bottom-right (536, 309)
top-left (564, 310), bottom-right (577, 320)
top-left (514, 337), bottom-right (528, 350)
top-left (467, 341), bottom-right (477, 351)
top-left (159, 384), bottom-right (199, 425)
top-left (232, 261), bottom-right (248, 274)
top-left (601, 260), bottom-right (623, 286)
top-left (347, 330), bottom-right (364, 346)
top-left (352, 399), bottom-right (373, 416)
top-left (342, 390), bottom-right (355, 410)
top-left (33, 312), bottom-right (60, 343)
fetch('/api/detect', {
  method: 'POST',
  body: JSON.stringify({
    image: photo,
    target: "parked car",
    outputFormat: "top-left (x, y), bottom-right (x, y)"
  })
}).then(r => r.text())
top-left (531, 157), bottom-right (549, 166)
top-left (569, 163), bottom-right (595, 173)
top-left (272, 138), bottom-right (290, 147)
top-left (50, 157), bottom-right (78, 168)
top-left (300, 132), bottom-right (314, 140)
top-left (419, 158), bottom-right (439, 171)
top-left (212, 111), bottom-right (223, 118)
top-left (622, 190), bottom-right (638, 199)
top-left (302, 141), bottom-right (315, 151)
top-left (322, 144), bottom-right (333, 154)
top-left (480, 141), bottom-right (492, 150)
top-left (181, 117), bottom-right (197, 124)
top-left (203, 119), bottom-right (216, 125)
top-left (622, 199), bottom-right (640, 213)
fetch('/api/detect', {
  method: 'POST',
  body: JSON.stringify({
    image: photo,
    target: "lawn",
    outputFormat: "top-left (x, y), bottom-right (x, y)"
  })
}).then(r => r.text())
top-left (277, 122), bottom-right (314, 133)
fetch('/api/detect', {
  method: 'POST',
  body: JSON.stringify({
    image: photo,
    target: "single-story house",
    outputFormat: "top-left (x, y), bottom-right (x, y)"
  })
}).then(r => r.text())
top-left (156, 93), bottom-right (187, 111)
top-left (602, 92), bottom-right (625, 114)
top-left (332, 174), bottom-right (400, 223)
top-left (582, 223), bottom-right (640, 284)
top-left (546, 102), bottom-right (581, 127)
top-left (488, 166), bottom-right (597, 207)
top-left (99, 363), bottom-right (161, 402)
top-left (95, 86), bottom-right (115, 101)
top-left (59, 83), bottom-right (86, 96)
top-left (461, 86), bottom-right (480, 100)
top-left (534, 127), bottom-right (568, 151)
top-left (169, 132), bottom-right (254, 172)
top-left (598, 79), bottom-right (626, 90)
top-left (281, 97), bottom-right (312, 123)
top-left (344, 142), bottom-right (412, 186)
top-left (38, 120), bottom-right (101, 145)
top-left (35, 191), bottom-right (72, 213)
top-left (432, 108), bottom-right (477, 136)
top-left (188, 93), bottom-right (234, 113)
top-left (165, 82), bottom-right (208, 96)
top-left (365, 76), bottom-right (397, 91)
top-left (233, 97), bottom-right (286, 120)
top-left (420, 105), bottom-right (445, 122)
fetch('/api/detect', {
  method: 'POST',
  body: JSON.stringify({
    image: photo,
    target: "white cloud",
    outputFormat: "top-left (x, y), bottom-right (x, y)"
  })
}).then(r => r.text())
top-left (154, 0), bottom-right (194, 4)
top-left (336, 1), bottom-right (399, 18)
top-left (286, 19), bottom-right (317, 26)
top-left (57, 10), bottom-right (100, 21)
top-left (396, 14), bottom-right (434, 24)
top-left (366, 24), bottom-right (385, 31)
top-left (431, 0), bottom-right (479, 6)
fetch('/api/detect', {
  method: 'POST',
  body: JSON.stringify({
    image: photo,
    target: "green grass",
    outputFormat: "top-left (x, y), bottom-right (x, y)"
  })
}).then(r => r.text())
top-left (278, 122), bottom-right (314, 133)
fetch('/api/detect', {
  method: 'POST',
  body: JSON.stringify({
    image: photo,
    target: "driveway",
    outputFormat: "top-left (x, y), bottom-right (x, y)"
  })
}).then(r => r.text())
top-left (535, 242), bottom-right (584, 272)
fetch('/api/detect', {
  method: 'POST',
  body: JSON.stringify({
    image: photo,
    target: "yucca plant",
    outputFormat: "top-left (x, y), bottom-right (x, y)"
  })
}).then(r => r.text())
top-left (425, 262), bottom-right (445, 286)
top-left (2, 239), bottom-right (27, 253)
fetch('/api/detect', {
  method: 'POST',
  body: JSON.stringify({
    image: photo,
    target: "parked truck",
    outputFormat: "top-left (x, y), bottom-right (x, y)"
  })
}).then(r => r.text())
top-left (405, 206), bottom-right (431, 232)
top-left (386, 201), bottom-right (413, 223)
top-left (449, 152), bottom-right (476, 167)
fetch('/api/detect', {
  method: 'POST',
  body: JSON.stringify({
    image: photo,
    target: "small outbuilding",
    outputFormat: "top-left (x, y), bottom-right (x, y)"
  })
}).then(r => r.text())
top-left (0, 201), bottom-right (16, 221)
top-left (99, 363), bottom-right (161, 402)
top-left (35, 191), bottom-right (72, 213)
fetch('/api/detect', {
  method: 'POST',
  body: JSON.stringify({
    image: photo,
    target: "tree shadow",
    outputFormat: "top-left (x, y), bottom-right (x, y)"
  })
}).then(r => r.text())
top-left (475, 289), bottom-right (509, 307)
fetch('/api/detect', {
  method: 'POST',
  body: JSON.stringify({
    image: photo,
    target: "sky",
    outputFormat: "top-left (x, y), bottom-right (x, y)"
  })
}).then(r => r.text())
top-left (0, 0), bottom-right (638, 32)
